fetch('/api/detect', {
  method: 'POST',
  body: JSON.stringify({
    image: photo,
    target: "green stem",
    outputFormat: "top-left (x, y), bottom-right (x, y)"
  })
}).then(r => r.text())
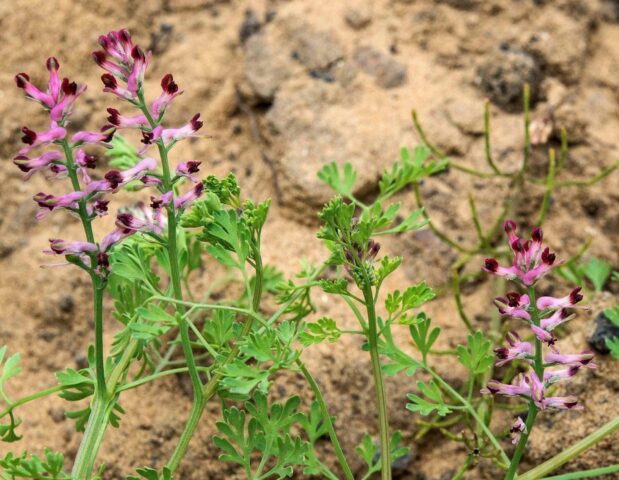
top-left (536, 148), bottom-right (556, 225)
top-left (518, 416), bottom-right (619, 480)
top-left (297, 360), bottom-right (354, 480)
top-left (543, 465), bottom-right (619, 480)
top-left (138, 91), bottom-right (206, 473)
top-left (483, 100), bottom-right (502, 175)
top-left (0, 385), bottom-right (64, 418)
top-left (362, 283), bottom-right (391, 480)
top-left (505, 287), bottom-right (543, 480)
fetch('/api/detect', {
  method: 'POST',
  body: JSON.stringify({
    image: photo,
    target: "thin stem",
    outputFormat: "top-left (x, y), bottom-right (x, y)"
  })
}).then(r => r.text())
top-left (361, 282), bottom-right (391, 480)
top-left (297, 360), bottom-right (354, 480)
top-left (557, 128), bottom-right (568, 174)
top-left (468, 193), bottom-right (487, 249)
top-left (452, 267), bottom-right (474, 333)
top-left (0, 385), bottom-right (64, 418)
top-left (521, 83), bottom-right (531, 176)
top-left (537, 148), bottom-right (556, 225)
top-left (505, 286), bottom-right (544, 480)
top-left (554, 162), bottom-right (618, 188)
top-left (483, 100), bottom-right (502, 175)
top-left (543, 465), bottom-right (619, 480)
top-left (518, 416), bottom-right (619, 480)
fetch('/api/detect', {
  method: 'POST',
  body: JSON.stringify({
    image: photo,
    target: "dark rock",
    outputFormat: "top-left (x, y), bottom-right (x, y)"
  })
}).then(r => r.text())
top-left (353, 46), bottom-right (407, 88)
top-left (345, 7), bottom-right (372, 30)
top-left (244, 33), bottom-right (290, 100)
top-left (59, 295), bottom-right (75, 313)
top-left (476, 44), bottom-right (541, 111)
top-left (239, 9), bottom-right (261, 44)
top-left (290, 28), bottom-right (344, 73)
top-left (149, 23), bottom-right (174, 54)
top-left (588, 311), bottom-right (619, 354)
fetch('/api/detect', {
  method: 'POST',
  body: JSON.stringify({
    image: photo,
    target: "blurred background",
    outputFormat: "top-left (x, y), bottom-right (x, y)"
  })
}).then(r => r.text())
top-left (0, 0), bottom-right (617, 478)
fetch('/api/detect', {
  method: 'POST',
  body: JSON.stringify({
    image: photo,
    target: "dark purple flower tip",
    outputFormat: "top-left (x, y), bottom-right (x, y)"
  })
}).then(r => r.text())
top-left (118, 28), bottom-right (132, 45)
top-left (367, 240), bottom-right (381, 259)
top-left (61, 78), bottom-right (78, 95)
top-left (484, 258), bottom-right (499, 272)
top-left (494, 347), bottom-right (509, 360)
top-left (131, 45), bottom-right (145, 61)
top-left (83, 153), bottom-right (97, 169)
top-left (187, 161), bottom-right (201, 173)
top-left (512, 239), bottom-right (525, 253)
top-left (94, 199), bottom-right (109, 213)
top-left (505, 292), bottom-right (521, 307)
top-left (101, 73), bottom-right (118, 89)
top-left (104, 170), bottom-right (123, 188)
top-left (21, 127), bottom-right (37, 145)
top-left (97, 251), bottom-right (110, 269)
top-left (97, 35), bottom-right (109, 49)
top-left (568, 365), bottom-right (581, 377)
top-left (190, 113), bottom-right (203, 131)
top-left (504, 219), bottom-right (517, 233)
top-left (531, 227), bottom-right (543, 242)
top-left (99, 125), bottom-right (116, 143)
top-left (46, 57), bottom-right (60, 72)
top-left (141, 131), bottom-right (154, 144)
top-left (161, 73), bottom-right (179, 94)
top-left (563, 400), bottom-right (579, 409)
top-left (13, 155), bottom-right (31, 172)
top-left (92, 51), bottom-right (107, 65)
top-left (569, 287), bottom-right (583, 305)
top-left (15, 73), bottom-right (30, 88)
top-left (106, 107), bottom-right (121, 126)
top-left (150, 196), bottom-right (163, 209)
top-left (541, 247), bottom-right (556, 265)
top-left (485, 382), bottom-right (499, 394)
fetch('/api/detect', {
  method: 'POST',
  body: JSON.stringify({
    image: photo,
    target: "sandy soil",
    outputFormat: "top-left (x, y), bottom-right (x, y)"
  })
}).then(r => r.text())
top-left (0, 0), bottom-right (618, 478)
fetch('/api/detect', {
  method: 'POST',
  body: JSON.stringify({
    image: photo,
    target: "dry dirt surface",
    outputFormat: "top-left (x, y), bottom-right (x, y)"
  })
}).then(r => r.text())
top-left (0, 0), bottom-right (618, 479)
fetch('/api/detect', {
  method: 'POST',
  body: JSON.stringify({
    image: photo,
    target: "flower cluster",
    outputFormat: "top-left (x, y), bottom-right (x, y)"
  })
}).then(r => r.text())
top-left (481, 221), bottom-right (595, 444)
top-left (13, 28), bottom-right (205, 276)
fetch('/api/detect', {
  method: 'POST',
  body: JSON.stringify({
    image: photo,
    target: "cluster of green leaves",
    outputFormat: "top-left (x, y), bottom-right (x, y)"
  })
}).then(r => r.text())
top-left (557, 256), bottom-right (613, 292)
top-left (213, 393), bottom-right (336, 479)
top-left (0, 449), bottom-right (68, 480)
top-left (355, 431), bottom-right (409, 480)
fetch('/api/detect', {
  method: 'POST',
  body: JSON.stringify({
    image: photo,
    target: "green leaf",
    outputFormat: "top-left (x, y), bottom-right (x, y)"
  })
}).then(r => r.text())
top-left (105, 134), bottom-right (142, 170)
top-left (317, 162), bottom-right (357, 199)
top-left (299, 317), bottom-right (342, 346)
top-left (127, 467), bottom-right (173, 480)
top-left (376, 256), bottom-right (402, 284)
top-left (401, 282), bottom-right (435, 310)
top-left (582, 257), bottom-right (612, 292)
top-left (318, 278), bottom-right (349, 296)
top-left (604, 306), bottom-right (619, 327)
top-left (456, 331), bottom-right (494, 375)
top-left (0, 347), bottom-right (21, 385)
top-left (0, 449), bottom-right (69, 479)
top-left (606, 337), bottom-right (619, 360)
top-left (406, 381), bottom-right (453, 416)
top-left (408, 313), bottom-right (440, 362)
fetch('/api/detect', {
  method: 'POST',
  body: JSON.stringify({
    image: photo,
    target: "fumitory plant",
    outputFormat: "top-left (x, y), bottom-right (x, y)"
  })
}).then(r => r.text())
top-left (1, 25), bottom-right (618, 480)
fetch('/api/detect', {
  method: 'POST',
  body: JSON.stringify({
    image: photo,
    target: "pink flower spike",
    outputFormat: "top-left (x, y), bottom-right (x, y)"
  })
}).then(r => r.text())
top-left (47, 239), bottom-right (97, 255)
top-left (510, 417), bottom-right (527, 445)
top-left (483, 258), bottom-right (521, 281)
top-left (537, 288), bottom-right (585, 311)
top-left (151, 73), bottom-right (183, 117)
top-left (19, 124), bottom-right (67, 154)
top-left (494, 331), bottom-right (534, 367)
top-left (15, 72), bottom-right (54, 108)
top-left (98, 29), bottom-right (134, 63)
top-left (174, 183), bottom-right (204, 210)
top-left (92, 51), bottom-right (127, 79)
top-left (13, 151), bottom-right (64, 180)
top-left (107, 108), bottom-right (148, 128)
top-left (545, 350), bottom-right (596, 369)
top-left (494, 292), bottom-right (531, 321)
top-left (160, 113), bottom-right (204, 143)
top-left (33, 191), bottom-right (85, 219)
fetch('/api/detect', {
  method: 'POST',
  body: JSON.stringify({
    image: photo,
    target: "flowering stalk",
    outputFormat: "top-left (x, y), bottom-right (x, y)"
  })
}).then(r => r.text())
top-left (482, 221), bottom-right (593, 479)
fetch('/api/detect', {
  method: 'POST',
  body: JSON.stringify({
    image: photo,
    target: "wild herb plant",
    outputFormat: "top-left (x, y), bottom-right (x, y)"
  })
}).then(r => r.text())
top-left (1, 27), bottom-right (618, 480)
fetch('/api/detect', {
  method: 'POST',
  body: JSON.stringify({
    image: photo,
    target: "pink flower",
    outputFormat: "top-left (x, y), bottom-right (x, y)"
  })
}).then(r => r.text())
top-left (544, 366), bottom-right (581, 386)
top-left (33, 191), bottom-right (85, 219)
top-left (160, 113), bottom-right (204, 143)
top-left (545, 351), bottom-right (596, 369)
top-left (106, 108), bottom-right (148, 128)
top-left (71, 126), bottom-right (115, 145)
top-left (87, 158), bottom-right (157, 193)
top-left (174, 183), bottom-right (204, 210)
top-left (126, 46), bottom-right (150, 94)
top-left (494, 292), bottom-right (531, 321)
top-left (151, 74), bottom-right (183, 117)
top-left (47, 239), bottom-right (97, 255)
top-left (15, 72), bottom-right (54, 108)
top-left (98, 29), bottom-right (134, 64)
top-left (13, 151), bottom-right (64, 180)
top-left (536, 288), bottom-right (585, 310)
top-left (19, 124), bottom-right (66, 154)
top-left (101, 74), bottom-right (135, 100)
top-left (494, 331), bottom-right (534, 367)
top-left (510, 417), bottom-right (527, 445)
top-left (49, 78), bottom-right (87, 122)
top-left (175, 161), bottom-right (201, 182)
top-left (481, 374), bottom-right (531, 397)
top-left (540, 396), bottom-right (582, 410)
top-left (483, 221), bottom-right (560, 286)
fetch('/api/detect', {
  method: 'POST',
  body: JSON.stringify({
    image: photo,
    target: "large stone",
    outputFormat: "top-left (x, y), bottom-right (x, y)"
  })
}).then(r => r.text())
top-left (353, 46), bottom-right (407, 89)
top-left (244, 32), bottom-right (291, 101)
